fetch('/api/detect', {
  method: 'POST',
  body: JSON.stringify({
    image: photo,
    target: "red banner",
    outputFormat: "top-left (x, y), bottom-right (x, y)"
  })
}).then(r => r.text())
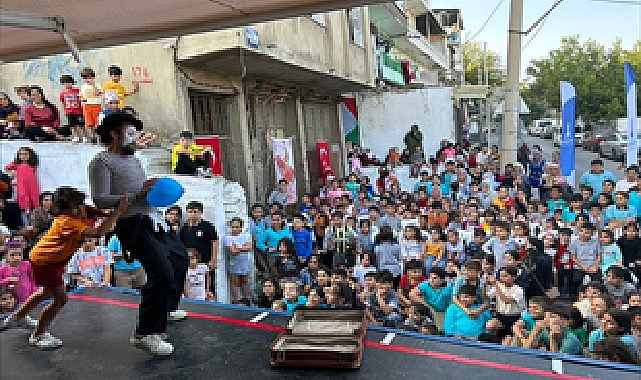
top-left (316, 140), bottom-right (332, 186)
top-left (194, 135), bottom-right (223, 175)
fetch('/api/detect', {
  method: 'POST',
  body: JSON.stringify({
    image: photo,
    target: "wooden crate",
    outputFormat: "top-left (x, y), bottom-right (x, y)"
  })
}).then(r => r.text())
top-left (269, 307), bottom-right (366, 369)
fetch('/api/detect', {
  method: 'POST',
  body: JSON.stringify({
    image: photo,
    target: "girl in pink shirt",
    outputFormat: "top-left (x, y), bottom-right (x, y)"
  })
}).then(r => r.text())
top-left (0, 243), bottom-right (37, 303)
top-left (4, 147), bottom-right (40, 222)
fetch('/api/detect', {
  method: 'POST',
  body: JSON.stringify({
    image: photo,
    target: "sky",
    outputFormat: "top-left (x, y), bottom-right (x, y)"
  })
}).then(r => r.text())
top-left (430, 0), bottom-right (641, 78)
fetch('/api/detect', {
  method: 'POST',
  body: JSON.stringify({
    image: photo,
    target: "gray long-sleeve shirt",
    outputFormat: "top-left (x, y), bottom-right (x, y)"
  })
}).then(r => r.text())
top-left (88, 151), bottom-right (155, 218)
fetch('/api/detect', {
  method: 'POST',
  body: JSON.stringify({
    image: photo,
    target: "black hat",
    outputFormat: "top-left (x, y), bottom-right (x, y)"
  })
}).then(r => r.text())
top-left (96, 112), bottom-right (143, 136)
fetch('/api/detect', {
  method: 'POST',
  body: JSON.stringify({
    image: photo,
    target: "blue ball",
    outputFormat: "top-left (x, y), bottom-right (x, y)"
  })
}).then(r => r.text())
top-left (146, 177), bottom-right (184, 207)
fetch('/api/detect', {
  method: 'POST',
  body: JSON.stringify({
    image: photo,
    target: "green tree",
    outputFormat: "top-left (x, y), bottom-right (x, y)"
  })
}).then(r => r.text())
top-left (523, 36), bottom-right (641, 123)
top-left (462, 42), bottom-right (504, 85)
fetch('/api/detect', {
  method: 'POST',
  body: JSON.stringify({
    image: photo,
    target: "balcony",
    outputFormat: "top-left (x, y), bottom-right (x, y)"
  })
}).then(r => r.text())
top-left (369, 3), bottom-right (408, 37)
top-left (393, 26), bottom-right (449, 70)
top-left (404, 0), bottom-right (430, 15)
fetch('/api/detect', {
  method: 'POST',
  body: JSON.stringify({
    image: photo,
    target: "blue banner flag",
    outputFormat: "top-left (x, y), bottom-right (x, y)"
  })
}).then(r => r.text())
top-left (560, 81), bottom-right (576, 185)
top-left (625, 61), bottom-right (638, 167)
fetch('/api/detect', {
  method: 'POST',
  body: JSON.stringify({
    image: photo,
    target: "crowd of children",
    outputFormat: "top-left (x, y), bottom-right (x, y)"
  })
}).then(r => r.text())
top-left (242, 141), bottom-right (641, 366)
top-left (0, 65), bottom-right (138, 143)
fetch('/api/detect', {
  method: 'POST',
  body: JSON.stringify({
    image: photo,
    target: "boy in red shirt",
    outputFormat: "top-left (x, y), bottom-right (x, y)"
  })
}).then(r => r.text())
top-left (59, 75), bottom-right (84, 142)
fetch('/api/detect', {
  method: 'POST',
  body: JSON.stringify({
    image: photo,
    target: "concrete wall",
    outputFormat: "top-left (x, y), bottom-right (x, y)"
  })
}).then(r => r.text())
top-left (176, 10), bottom-right (374, 86)
top-left (357, 87), bottom-right (455, 159)
top-left (0, 39), bottom-right (184, 146)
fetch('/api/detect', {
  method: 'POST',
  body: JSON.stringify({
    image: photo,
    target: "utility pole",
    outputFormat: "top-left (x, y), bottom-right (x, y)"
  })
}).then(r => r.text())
top-left (483, 42), bottom-right (489, 149)
top-left (501, 0), bottom-right (523, 169)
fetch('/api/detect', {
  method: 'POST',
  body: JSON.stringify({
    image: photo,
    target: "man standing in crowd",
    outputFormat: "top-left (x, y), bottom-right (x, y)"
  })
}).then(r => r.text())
top-left (580, 159), bottom-right (616, 200)
top-left (267, 179), bottom-right (289, 206)
top-left (404, 124), bottom-right (423, 156)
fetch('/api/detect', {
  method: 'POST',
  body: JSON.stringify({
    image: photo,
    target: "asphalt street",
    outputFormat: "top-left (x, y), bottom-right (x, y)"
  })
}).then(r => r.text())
top-left (521, 134), bottom-right (625, 182)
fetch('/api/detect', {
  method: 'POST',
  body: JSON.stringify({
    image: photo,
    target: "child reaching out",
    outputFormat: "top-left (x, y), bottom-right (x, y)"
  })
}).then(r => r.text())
top-left (4, 147), bottom-right (40, 224)
top-left (0, 242), bottom-right (37, 305)
top-left (1, 186), bottom-right (127, 349)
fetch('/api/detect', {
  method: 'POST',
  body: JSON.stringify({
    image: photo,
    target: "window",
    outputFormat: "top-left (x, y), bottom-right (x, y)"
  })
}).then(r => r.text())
top-left (310, 13), bottom-right (325, 26)
top-left (189, 91), bottom-right (229, 136)
top-left (346, 8), bottom-right (363, 47)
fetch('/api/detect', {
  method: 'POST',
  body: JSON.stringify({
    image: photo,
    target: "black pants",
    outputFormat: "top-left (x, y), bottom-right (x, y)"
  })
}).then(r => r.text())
top-left (24, 125), bottom-right (71, 141)
top-left (115, 215), bottom-right (187, 335)
top-left (164, 232), bottom-right (189, 312)
top-left (174, 153), bottom-right (210, 175)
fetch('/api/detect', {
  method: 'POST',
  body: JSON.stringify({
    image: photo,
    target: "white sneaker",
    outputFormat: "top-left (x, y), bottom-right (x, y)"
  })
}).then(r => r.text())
top-left (24, 316), bottom-right (38, 328)
top-left (168, 309), bottom-right (188, 321)
top-left (29, 333), bottom-right (63, 349)
top-left (132, 334), bottom-right (173, 356)
top-left (1, 316), bottom-right (32, 331)
top-left (71, 136), bottom-right (80, 143)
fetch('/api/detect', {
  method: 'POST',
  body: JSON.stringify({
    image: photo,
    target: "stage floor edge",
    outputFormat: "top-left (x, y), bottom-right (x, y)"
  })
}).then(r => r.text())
top-left (1, 288), bottom-right (639, 380)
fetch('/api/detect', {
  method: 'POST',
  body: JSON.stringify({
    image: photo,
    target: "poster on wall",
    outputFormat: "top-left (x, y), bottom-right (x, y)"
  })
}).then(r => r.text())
top-left (316, 140), bottom-right (333, 186)
top-left (271, 138), bottom-right (297, 204)
top-left (194, 135), bottom-right (223, 175)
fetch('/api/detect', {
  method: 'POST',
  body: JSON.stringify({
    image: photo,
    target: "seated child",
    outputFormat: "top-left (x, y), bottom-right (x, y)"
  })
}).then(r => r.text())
top-left (365, 270), bottom-right (403, 328)
top-left (2, 186), bottom-right (126, 349)
top-left (398, 260), bottom-right (425, 308)
top-left (443, 284), bottom-right (492, 339)
top-left (171, 130), bottom-right (211, 175)
top-left (510, 296), bottom-right (548, 347)
top-left (525, 305), bottom-right (584, 356)
top-left (353, 252), bottom-right (377, 286)
top-left (184, 249), bottom-right (211, 301)
top-left (0, 286), bottom-right (17, 319)
top-left (68, 236), bottom-right (113, 288)
top-left (0, 242), bottom-right (37, 304)
top-left (411, 267), bottom-right (452, 332)
top-left (402, 302), bottom-right (437, 334)
top-left (604, 266), bottom-right (636, 306)
top-left (108, 234), bottom-right (145, 289)
top-left (279, 280), bottom-right (307, 311)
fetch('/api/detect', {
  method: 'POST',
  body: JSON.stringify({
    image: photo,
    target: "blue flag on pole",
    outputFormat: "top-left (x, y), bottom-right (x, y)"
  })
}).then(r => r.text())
top-left (625, 61), bottom-right (638, 167)
top-left (560, 81), bottom-right (576, 185)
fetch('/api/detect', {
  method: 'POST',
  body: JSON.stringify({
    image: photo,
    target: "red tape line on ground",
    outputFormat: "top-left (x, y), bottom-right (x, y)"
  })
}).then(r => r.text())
top-left (69, 294), bottom-right (596, 379)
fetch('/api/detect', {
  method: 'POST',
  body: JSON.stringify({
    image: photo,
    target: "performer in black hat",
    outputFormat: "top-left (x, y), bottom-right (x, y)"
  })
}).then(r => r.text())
top-left (88, 112), bottom-right (188, 356)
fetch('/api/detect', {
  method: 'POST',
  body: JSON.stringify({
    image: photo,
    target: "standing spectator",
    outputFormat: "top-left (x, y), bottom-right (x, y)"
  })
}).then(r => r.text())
top-left (102, 65), bottom-right (138, 109)
top-left (22, 86), bottom-right (66, 141)
top-left (291, 214), bottom-right (312, 265)
top-left (598, 229), bottom-right (622, 276)
top-left (5, 147), bottom-right (40, 226)
top-left (375, 226), bottom-right (402, 286)
top-left (517, 143), bottom-right (530, 173)
top-left (404, 124), bottom-right (423, 159)
top-left (180, 201), bottom-right (219, 298)
top-left (527, 150), bottom-right (545, 199)
top-left (79, 67), bottom-right (102, 143)
top-left (579, 159), bottom-right (616, 201)
top-left (224, 217), bottom-right (252, 304)
top-left (171, 131), bottom-right (212, 175)
top-left (482, 221), bottom-right (516, 270)
top-left (164, 205), bottom-right (182, 239)
top-left (22, 191), bottom-right (54, 248)
top-left (603, 192), bottom-right (636, 228)
top-left (617, 223), bottom-right (641, 281)
top-left (0, 242), bottom-right (37, 304)
top-left (59, 74), bottom-right (84, 143)
top-left (184, 249), bottom-right (211, 300)
top-left (275, 238), bottom-right (299, 281)
top-left (256, 211), bottom-right (292, 277)
top-left (267, 179), bottom-right (288, 206)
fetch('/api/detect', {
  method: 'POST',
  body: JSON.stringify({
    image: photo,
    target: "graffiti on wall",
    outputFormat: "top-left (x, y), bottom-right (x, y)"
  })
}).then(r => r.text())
top-left (131, 66), bottom-right (154, 85)
top-left (22, 53), bottom-right (108, 85)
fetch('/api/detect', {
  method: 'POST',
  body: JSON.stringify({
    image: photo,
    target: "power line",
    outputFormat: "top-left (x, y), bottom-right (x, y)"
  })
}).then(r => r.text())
top-left (582, 0), bottom-right (640, 4)
top-left (468, 0), bottom-right (506, 42)
top-left (523, 17), bottom-right (547, 50)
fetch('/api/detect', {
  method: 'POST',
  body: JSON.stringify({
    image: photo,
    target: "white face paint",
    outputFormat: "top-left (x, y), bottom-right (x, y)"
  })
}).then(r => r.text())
top-left (122, 125), bottom-right (140, 149)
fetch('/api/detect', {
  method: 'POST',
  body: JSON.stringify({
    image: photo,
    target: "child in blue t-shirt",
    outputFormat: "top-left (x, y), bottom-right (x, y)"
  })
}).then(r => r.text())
top-left (291, 214), bottom-right (312, 265)
top-left (413, 267), bottom-right (452, 313)
top-left (443, 284), bottom-right (491, 339)
top-left (598, 229), bottom-right (622, 276)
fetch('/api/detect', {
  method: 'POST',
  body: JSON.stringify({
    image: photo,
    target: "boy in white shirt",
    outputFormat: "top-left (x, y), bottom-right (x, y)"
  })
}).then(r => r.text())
top-left (68, 236), bottom-right (113, 288)
top-left (487, 265), bottom-right (525, 339)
